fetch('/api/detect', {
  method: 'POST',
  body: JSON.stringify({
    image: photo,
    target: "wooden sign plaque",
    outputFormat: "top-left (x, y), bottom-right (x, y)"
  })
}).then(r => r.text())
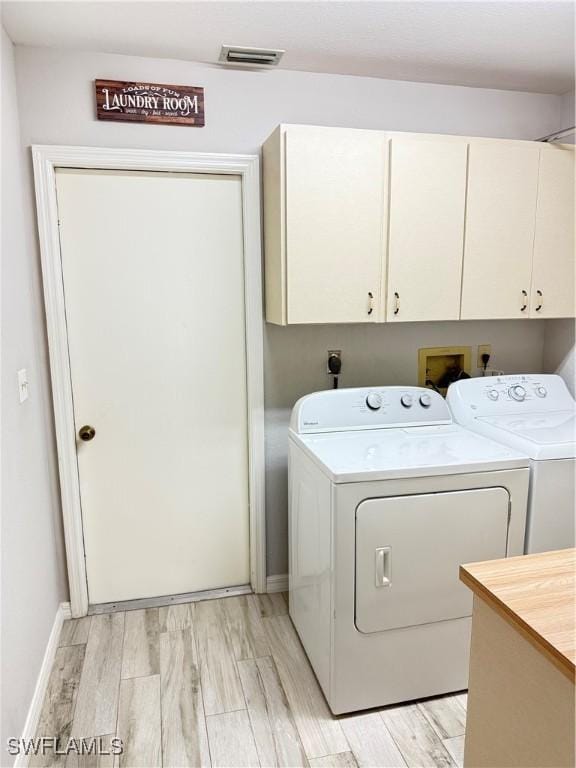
top-left (95, 79), bottom-right (205, 126)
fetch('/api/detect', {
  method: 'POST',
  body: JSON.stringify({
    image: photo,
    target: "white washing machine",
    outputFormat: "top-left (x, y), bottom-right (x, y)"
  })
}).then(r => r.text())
top-left (447, 373), bottom-right (576, 554)
top-left (288, 386), bottom-right (529, 715)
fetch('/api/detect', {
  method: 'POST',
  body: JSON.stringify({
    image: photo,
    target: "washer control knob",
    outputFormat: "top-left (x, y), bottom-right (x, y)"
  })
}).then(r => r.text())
top-left (535, 386), bottom-right (547, 398)
top-left (419, 393), bottom-right (432, 408)
top-left (487, 389), bottom-right (499, 401)
top-left (366, 392), bottom-right (382, 411)
top-left (509, 384), bottom-right (527, 401)
top-left (400, 394), bottom-right (413, 408)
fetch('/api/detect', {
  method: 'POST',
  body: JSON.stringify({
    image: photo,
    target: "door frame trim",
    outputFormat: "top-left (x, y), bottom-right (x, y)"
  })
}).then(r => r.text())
top-left (32, 145), bottom-right (266, 617)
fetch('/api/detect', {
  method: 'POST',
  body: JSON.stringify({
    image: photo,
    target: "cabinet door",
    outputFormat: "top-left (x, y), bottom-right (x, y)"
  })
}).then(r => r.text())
top-left (386, 139), bottom-right (468, 321)
top-left (285, 127), bottom-right (386, 323)
top-left (530, 146), bottom-right (575, 318)
top-left (461, 142), bottom-right (540, 319)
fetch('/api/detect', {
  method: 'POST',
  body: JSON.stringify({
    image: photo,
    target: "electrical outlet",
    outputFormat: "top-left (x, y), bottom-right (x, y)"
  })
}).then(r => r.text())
top-left (477, 344), bottom-right (492, 369)
top-left (327, 350), bottom-right (342, 374)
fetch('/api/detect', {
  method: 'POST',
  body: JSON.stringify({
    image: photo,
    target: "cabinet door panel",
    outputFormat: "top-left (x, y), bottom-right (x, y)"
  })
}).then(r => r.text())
top-left (461, 143), bottom-right (539, 319)
top-left (531, 146), bottom-right (575, 318)
top-left (386, 139), bottom-right (468, 321)
top-left (285, 127), bottom-right (386, 324)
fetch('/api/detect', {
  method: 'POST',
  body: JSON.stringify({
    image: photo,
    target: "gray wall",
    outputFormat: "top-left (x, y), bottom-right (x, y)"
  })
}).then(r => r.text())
top-left (544, 319), bottom-right (576, 396)
top-left (0, 28), bottom-right (68, 757)
top-left (10, 44), bottom-right (567, 588)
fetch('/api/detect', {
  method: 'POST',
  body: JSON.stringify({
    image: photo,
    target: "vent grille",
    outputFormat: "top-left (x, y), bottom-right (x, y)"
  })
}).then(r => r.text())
top-left (219, 45), bottom-right (285, 67)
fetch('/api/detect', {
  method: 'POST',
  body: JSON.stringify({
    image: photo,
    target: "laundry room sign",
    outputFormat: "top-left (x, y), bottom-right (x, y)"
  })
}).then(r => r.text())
top-left (95, 79), bottom-right (205, 126)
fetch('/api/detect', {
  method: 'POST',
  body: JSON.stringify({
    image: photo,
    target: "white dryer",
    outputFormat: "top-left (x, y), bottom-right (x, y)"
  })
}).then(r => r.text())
top-left (288, 386), bottom-right (529, 715)
top-left (447, 373), bottom-right (576, 554)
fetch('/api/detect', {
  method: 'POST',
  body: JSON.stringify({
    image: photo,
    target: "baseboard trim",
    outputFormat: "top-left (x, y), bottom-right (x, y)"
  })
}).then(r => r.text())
top-left (266, 574), bottom-right (288, 593)
top-left (14, 602), bottom-right (71, 768)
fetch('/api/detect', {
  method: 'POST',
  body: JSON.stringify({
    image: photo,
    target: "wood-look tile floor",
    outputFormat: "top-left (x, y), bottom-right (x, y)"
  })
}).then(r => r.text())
top-left (34, 593), bottom-right (467, 767)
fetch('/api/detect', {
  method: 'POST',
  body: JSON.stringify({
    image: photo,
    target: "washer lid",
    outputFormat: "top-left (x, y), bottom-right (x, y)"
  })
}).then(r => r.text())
top-left (290, 423), bottom-right (528, 483)
top-left (477, 411), bottom-right (576, 460)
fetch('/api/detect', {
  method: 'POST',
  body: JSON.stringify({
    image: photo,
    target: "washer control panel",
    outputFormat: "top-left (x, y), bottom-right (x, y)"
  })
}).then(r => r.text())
top-left (292, 386), bottom-right (451, 433)
top-left (447, 374), bottom-right (574, 421)
top-left (477, 378), bottom-right (548, 405)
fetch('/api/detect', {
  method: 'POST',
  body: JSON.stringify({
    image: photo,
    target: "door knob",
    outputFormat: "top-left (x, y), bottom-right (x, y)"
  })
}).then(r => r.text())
top-left (78, 425), bottom-right (96, 442)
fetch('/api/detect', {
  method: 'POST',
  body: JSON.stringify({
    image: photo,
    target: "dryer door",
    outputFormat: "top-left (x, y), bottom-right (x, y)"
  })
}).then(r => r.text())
top-left (355, 487), bottom-right (509, 634)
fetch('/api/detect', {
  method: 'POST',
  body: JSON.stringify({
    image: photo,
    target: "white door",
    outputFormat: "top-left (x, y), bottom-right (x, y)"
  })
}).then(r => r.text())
top-left (285, 126), bottom-right (387, 323)
top-left (355, 488), bottom-right (510, 634)
top-left (386, 138), bottom-right (468, 321)
top-left (55, 168), bottom-right (250, 605)
top-left (530, 146), bottom-right (575, 318)
top-left (460, 142), bottom-right (540, 319)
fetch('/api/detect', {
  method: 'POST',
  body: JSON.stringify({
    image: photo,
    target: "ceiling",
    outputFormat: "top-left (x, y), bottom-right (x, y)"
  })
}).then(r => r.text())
top-left (2, 0), bottom-right (574, 94)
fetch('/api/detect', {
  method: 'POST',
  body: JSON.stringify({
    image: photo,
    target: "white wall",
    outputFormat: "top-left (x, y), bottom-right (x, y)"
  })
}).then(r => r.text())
top-left (0, 29), bottom-right (68, 760)
top-left (14, 45), bottom-right (565, 153)
top-left (12, 45), bottom-right (565, 580)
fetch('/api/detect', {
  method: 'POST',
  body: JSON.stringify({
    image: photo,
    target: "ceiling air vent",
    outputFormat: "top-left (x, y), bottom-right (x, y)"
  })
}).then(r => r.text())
top-left (219, 45), bottom-right (285, 68)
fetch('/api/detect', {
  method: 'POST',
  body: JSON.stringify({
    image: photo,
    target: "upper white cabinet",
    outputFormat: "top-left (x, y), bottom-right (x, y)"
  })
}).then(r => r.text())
top-left (263, 125), bottom-right (387, 325)
top-left (263, 125), bottom-right (575, 325)
top-left (386, 138), bottom-right (468, 322)
top-left (460, 142), bottom-right (540, 320)
top-left (530, 145), bottom-right (575, 318)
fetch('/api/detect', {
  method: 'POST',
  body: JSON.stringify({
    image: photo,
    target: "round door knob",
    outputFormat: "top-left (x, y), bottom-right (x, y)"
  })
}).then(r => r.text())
top-left (78, 425), bottom-right (96, 442)
top-left (488, 389), bottom-right (499, 401)
top-left (366, 392), bottom-right (382, 411)
top-left (419, 393), bottom-right (432, 408)
top-left (535, 386), bottom-right (547, 398)
top-left (509, 385), bottom-right (526, 402)
top-left (400, 394), bottom-right (413, 408)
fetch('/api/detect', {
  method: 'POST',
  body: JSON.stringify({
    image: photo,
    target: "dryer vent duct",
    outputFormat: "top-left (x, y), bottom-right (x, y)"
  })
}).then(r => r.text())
top-left (219, 45), bottom-right (285, 67)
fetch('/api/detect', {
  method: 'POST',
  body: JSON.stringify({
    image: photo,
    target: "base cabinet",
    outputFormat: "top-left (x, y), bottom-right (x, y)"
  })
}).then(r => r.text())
top-left (464, 596), bottom-right (575, 768)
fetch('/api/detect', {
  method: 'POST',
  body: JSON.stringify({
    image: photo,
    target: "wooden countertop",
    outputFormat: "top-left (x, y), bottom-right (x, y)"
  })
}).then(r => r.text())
top-left (460, 549), bottom-right (575, 681)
